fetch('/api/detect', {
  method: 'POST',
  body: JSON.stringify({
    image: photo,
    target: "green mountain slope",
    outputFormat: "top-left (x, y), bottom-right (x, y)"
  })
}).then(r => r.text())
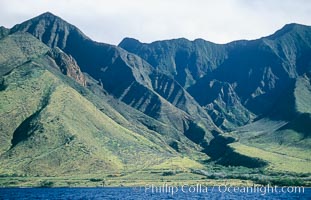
top-left (228, 74), bottom-right (311, 174)
top-left (0, 32), bottom-right (49, 76)
top-left (0, 33), bottom-right (203, 177)
top-left (10, 12), bottom-right (221, 144)
top-left (1, 13), bottom-right (311, 186)
top-left (119, 22), bottom-right (311, 177)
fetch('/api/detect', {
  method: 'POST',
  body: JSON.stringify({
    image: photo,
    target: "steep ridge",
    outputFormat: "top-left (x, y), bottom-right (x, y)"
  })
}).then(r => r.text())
top-left (120, 24), bottom-right (311, 130)
top-left (119, 37), bottom-right (253, 129)
top-left (0, 32), bottom-right (203, 176)
top-left (197, 24), bottom-right (311, 115)
top-left (47, 47), bottom-right (86, 86)
top-left (119, 37), bottom-right (227, 89)
top-left (10, 12), bottom-right (219, 140)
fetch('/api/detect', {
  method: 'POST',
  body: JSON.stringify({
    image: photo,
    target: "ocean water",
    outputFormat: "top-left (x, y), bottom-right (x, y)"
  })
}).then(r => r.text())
top-left (0, 187), bottom-right (310, 200)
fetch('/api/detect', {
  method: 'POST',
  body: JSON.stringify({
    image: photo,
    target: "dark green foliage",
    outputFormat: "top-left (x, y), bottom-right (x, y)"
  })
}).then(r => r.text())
top-left (169, 141), bottom-right (180, 152)
top-left (256, 177), bottom-right (305, 186)
top-left (0, 77), bottom-right (6, 91)
top-left (162, 171), bottom-right (176, 176)
top-left (89, 178), bottom-right (103, 182)
top-left (40, 180), bottom-right (54, 188)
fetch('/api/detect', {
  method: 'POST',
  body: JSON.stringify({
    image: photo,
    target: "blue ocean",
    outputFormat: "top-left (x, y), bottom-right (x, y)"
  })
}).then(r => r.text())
top-left (0, 187), bottom-right (310, 200)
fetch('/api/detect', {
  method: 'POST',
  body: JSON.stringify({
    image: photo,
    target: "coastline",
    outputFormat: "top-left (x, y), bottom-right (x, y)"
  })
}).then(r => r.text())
top-left (0, 176), bottom-right (308, 188)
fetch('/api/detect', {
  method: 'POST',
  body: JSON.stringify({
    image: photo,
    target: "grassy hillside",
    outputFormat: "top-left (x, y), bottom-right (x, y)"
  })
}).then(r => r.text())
top-left (1, 13), bottom-right (311, 186)
top-left (9, 12), bottom-right (220, 144)
top-left (227, 75), bottom-right (311, 175)
top-left (0, 32), bottom-right (49, 76)
top-left (229, 143), bottom-right (311, 174)
top-left (0, 33), bottom-right (205, 178)
top-left (0, 57), bottom-right (205, 176)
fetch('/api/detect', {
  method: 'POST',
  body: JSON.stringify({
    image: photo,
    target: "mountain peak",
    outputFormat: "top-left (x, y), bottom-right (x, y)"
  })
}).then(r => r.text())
top-left (29, 12), bottom-right (63, 24)
top-left (10, 12), bottom-right (89, 48)
top-left (120, 37), bottom-right (141, 44)
top-left (31, 12), bottom-right (69, 25)
top-left (119, 37), bottom-right (142, 50)
top-left (268, 23), bottom-right (311, 39)
top-left (283, 23), bottom-right (307, 28)
top-left (39, 11), bottom-right (57, 18)
top-left (279, 23), bottom-right (306, 33)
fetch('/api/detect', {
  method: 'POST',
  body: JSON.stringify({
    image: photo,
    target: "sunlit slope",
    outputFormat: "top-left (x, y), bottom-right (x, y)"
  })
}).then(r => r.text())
top-left (228, 75), bottom-right (311, 173)
top-left (0, 33), bottom-right (204, 176)
top-left (0, 32), bottom-right (49, 76)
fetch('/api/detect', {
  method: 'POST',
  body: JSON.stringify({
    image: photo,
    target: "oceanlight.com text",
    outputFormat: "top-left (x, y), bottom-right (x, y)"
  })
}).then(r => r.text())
top-left (143, 183), bottom-right (305, 196)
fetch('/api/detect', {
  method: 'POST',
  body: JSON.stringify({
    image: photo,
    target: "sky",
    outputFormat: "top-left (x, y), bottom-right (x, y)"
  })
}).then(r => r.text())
top-left (0, 0), bottom-right (311, 45)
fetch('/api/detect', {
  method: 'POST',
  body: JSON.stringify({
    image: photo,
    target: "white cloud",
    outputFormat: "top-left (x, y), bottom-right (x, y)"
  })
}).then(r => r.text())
top-left (0, 0), bottom-right (310, 44)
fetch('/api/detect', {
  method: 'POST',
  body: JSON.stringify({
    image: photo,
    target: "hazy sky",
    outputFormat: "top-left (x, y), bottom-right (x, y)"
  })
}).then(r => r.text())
top-left (0, 0), bottom-right (310, 45)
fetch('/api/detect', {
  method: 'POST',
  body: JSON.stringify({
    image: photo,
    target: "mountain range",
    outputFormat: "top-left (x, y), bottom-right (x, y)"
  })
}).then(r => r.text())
top-left (0, 12), bottom-right (310, 186)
